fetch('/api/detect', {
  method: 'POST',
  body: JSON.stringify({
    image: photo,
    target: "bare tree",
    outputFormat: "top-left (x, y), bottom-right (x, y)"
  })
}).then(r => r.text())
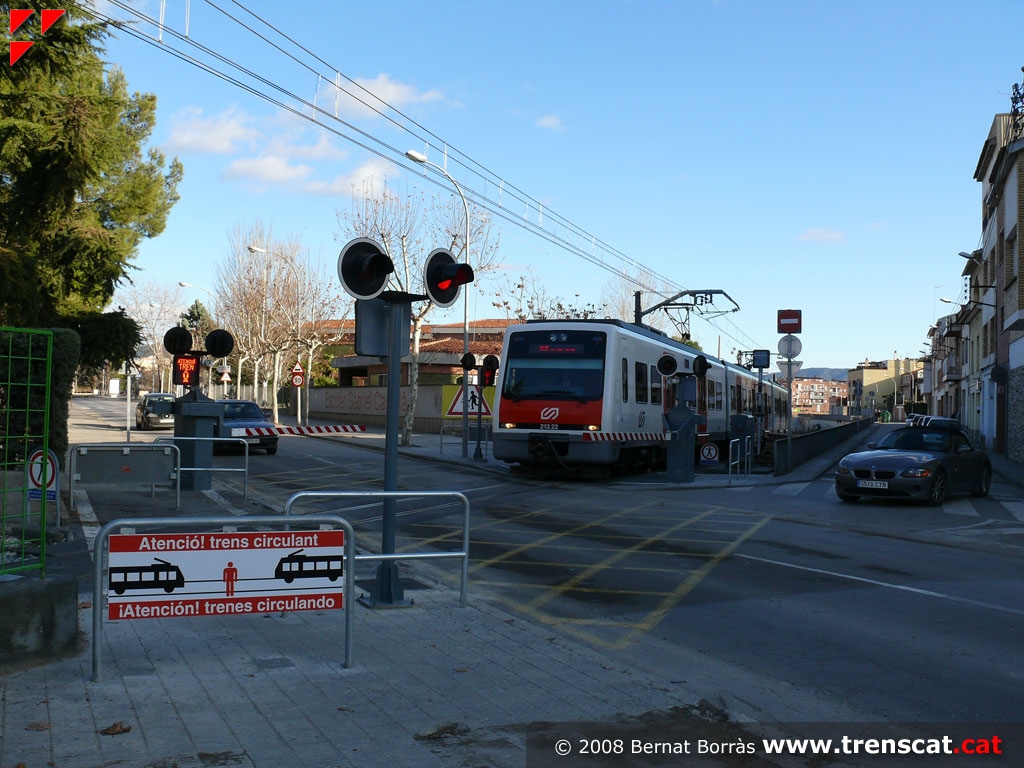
top-left (336, 177), bottom-right (500, 445)
top-left (115, 279), bottom-right (185, 391)
top-left (491, 266), bottom-right (604, 323)
top-left (600, 269), bottom-right (673, 334)
top-left (215, 223), bottom-right (300, 422)
top-left (288, 254), bottom-right (350, 423)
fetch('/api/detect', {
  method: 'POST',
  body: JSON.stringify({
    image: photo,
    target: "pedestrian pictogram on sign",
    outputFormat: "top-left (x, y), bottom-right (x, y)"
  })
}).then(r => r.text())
top-left (699, 442), bottom-right (719, 465)
top-left (445, 385), bottom-right (491, 417)
top-left (27, 448), bottom-right (59, 502)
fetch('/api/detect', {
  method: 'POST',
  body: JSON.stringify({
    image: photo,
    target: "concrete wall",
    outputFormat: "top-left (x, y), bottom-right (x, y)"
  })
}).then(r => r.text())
top-left (0, 574), bottom-right (78, 669)
top-left (307, 385), bottom-right (451, 433)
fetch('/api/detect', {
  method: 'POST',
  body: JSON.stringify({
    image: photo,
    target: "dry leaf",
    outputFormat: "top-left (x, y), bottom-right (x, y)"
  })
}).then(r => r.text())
top-left (78, 601), bottom-right (92, 609)
top-left (99, 721), bottom-right (132, 735)
top-left (25, 721), bottom-right (50, 731)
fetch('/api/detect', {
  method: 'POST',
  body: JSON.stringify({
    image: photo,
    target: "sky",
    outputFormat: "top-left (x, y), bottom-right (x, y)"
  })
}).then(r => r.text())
top-left (86, 0), bottom-right (1024, 370)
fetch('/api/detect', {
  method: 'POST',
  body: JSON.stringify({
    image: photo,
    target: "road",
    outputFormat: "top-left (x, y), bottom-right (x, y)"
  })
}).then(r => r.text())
top-left (69, 396), bottom-right (1024, 726)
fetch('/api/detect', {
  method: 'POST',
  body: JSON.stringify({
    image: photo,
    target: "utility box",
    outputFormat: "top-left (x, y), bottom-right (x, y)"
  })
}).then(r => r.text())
top-left (663, 408), bottom-right (697, 484)
top-left (174, 392), bottom-right (222, 491)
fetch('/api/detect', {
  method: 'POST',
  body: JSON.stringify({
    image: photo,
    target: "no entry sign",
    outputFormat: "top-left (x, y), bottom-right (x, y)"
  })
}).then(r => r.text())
top-left (106, 530), bottom-right (345, 620)
top-left (777, 309), bottom-right (802, 334)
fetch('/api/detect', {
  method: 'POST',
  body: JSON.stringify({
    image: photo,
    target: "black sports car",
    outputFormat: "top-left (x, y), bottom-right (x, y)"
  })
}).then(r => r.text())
top-left (834, 421), bottom-right (990, 505)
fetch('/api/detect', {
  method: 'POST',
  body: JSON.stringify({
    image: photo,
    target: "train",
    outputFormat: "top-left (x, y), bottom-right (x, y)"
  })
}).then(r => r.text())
top-left (491, 319), bottom-right (789, 476)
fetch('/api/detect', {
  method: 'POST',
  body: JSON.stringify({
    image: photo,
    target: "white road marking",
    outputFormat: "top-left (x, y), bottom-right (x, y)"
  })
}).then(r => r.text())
top-left (1003, 501), bottom-right (1024, 522)
top-left (73, 490), bottom-right (100, 558)
top-left (773, 482), bottom-right (810, 496)
top-left (942, 498), bottom-right (979, 517)
top-left (735, 553), bottom-right (1024, 617)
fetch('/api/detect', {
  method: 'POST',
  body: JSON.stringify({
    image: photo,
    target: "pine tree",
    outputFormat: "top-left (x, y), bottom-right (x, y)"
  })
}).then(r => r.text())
top-left (0, 1), bottom-right (183, 368)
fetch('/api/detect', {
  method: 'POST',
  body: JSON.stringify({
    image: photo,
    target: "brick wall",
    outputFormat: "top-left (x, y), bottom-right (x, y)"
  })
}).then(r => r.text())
top-left (1008, 366), bottom-right (1024, 463)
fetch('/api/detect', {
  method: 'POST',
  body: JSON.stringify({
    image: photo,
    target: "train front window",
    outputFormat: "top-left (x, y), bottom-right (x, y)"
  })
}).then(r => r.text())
top-left (502, 330), bottom-right (606, 401)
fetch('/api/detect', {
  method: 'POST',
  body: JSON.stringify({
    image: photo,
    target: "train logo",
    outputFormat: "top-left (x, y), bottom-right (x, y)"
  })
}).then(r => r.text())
top-left (540, 407), bottom-right (559, 420)
top-left (109, 558), bottom-right (185, 595)
top-left (274, 549), bottom-right (344, 583)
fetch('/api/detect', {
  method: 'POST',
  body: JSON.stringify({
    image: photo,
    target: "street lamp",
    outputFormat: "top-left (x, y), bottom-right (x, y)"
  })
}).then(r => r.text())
top-left (940, 297), bottom-right (997, 309)
top-left (405, 148), bottom-right (472, 459)
top-left (178, 281), bottom-right (215, 300)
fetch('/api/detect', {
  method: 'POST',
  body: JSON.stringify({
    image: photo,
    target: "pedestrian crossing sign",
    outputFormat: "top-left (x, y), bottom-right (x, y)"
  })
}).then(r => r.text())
top-left (444, 384), bottom-right (492, 417)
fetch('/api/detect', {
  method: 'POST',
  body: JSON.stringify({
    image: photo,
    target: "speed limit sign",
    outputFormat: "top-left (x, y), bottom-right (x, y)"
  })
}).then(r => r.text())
top-left (291, 373), bottom-right (305, 388)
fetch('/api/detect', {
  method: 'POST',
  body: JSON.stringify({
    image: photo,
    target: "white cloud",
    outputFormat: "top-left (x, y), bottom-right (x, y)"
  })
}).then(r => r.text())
top-left (304, 159), bottom-right (395, 197)
top-left (797, 227), bottom-right (846, 243)
top-left (222, 155), bottom-right (313, 184)
top-left (266, 132), bottom-right (348, 162)
top-left (313, 73), bottom-right (444, 120)
top-left (536, 114), bottom-right (565, 131)
top-left (165, 107), bottom-right (258, 154)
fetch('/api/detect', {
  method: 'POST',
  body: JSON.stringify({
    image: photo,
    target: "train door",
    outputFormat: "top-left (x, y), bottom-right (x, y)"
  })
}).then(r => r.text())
top-left (696, 376), bottom-right (709, 442)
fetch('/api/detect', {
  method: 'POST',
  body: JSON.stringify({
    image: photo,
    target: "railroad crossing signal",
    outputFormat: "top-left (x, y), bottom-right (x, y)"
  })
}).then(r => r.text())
top-left (338, 238), bottom-right (395, 300)
top-left (424, 248), bottom-right (474, 308)
top-left (480, 354), bottom-right (499, 388)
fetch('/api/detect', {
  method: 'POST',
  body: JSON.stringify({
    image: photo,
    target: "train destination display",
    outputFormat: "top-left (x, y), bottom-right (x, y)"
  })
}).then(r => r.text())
top-left (106, 531), bottom-right (346, 620)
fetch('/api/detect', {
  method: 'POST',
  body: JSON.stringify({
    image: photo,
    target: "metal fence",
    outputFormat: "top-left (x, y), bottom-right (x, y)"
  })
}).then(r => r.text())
top-left (0, 327), bottom-right (53, 576)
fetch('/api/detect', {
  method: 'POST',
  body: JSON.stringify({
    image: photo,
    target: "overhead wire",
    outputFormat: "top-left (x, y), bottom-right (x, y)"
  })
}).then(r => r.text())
top-left (84, 0), bottom-right (768, 353)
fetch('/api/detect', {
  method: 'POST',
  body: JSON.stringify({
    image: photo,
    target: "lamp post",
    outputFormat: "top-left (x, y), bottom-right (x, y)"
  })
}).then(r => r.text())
top-left (406, 148), bottom-right (472, 459)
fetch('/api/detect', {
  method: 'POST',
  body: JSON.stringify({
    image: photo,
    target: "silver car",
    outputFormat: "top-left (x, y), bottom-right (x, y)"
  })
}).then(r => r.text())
top-left (834, 423), bottom-right (991, 505)
top-left (135, 392), bottom-right (175, 430)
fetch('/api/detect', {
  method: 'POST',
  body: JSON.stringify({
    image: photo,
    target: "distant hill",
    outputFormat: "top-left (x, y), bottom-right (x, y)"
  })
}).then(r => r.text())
top-left (799, 367), bottom-right (848, 381)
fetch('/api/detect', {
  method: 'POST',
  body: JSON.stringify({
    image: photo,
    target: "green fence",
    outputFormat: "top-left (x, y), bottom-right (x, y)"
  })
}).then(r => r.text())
top-left (1, 327), bottom-right (53, 575)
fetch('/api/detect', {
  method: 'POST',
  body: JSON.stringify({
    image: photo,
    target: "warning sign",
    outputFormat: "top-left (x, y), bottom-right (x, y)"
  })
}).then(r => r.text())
top-left (699, 442), bottom-right (719, 465)
top-left (444, 384), bottom-right (492, 418)
top-left (106, 531), bottom-right (345, 620)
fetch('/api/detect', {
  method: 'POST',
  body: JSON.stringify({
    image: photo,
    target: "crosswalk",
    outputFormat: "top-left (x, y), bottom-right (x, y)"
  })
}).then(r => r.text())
top-left (729, 478), bottom-right (1024, 522)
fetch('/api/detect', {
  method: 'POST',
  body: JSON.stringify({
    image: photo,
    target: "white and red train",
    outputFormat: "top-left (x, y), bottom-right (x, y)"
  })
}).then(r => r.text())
top-left (491, 319), bottom-right (788, 474)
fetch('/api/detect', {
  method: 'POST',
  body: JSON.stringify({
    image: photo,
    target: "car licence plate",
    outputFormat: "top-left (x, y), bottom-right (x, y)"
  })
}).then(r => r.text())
top-left (857, 480), bottom-right (888, 489)
top-left (244, 438), bottom-right (260, 444)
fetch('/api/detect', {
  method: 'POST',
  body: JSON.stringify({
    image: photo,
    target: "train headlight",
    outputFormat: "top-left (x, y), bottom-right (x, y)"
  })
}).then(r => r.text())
top-left (502, 422), bottom-right (517, 429)
top-left (587, 424), bottom-right (600, 431)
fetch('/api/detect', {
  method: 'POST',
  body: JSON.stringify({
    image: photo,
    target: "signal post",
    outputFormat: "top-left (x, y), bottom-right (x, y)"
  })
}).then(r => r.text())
top-left (338, 238), bottom-right (473, 606)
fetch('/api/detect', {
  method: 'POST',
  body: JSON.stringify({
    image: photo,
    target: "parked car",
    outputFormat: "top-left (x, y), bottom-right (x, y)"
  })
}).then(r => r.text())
top-left (135, 393), bottom-right (175, 430)
top-left (214, 399), bottom-right (279, 455)
top-left (834, 421), bottom-right (990, 505)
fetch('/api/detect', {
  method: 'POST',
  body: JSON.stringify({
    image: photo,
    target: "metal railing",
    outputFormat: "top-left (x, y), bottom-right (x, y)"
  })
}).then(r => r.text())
top-left (283, 490), bottom-right (471, 608)
top-left (727, 436), bottom-right (752, 485)
top-left (155, 436), bottom-right (250, 497)
top-left (0, 326), bottom-right (53, 576)
top-left (440, 424), bottom-right (491, 457)
top-left (70, 443), bottom-right (181, 510)
top-left (91, 514), bottom-right (355, 681)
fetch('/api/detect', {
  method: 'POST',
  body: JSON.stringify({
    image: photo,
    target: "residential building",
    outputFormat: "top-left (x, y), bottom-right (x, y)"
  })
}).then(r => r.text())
top-left (847, 357), bottom-right (923, 418)
top-left (967, 111), bottom-right (1024, 457)
top-left (789, 377), bottom-right (849, 415)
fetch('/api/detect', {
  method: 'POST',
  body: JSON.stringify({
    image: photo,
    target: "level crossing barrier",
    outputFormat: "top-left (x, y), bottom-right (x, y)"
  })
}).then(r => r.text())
top-left (283, 490), bottom-right (471, 608)
top-left (70, 443), bottom-right (181, 510)
top-left (91, 513), bottom-right (355, 681)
